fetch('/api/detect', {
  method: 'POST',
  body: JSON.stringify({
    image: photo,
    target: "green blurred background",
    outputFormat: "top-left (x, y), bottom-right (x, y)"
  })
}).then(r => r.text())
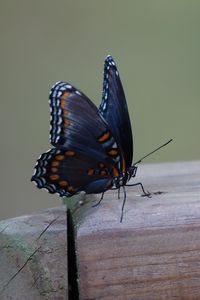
top-left (1, 0), bottom-right (199, 220)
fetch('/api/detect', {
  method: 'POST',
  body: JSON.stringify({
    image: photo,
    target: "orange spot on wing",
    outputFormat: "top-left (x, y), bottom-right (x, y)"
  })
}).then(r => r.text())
top-left (55, 155), bottom-right (65, 161)
top-left (99, 162), bottom-right (105, 168)
top-left (49, 174), bottom-right (59, 181)
top-left (60, 99), bottom-right (65, 109)
top-left (60, 93), bottom-right (70, 128)
top-left (108, 148), bottom-right (118, 156)
top-left (67, 185), bottom-right (74, 193)
top-left (59, 180), bottom-right (69, 187)
top-left (99, 170), bottom-right (107, 176)
top-left (98, 131), bottom-right (111, 143)
top-left (51, 167), bottom-right (58, 173)
top-left (60, 92), bottom-right (70, 108)
top-left (111, 165), bottom-right (119, 177)
top-left (65, 150), bottom-right (76, 157)
top-left (64, 118), bottom-right (70, 127)
top-left (62, 91), bottom-right (70, 98)
top-left (51, 161), bottom-right (60, 166)
top-left (87, 168), bottom-right (95, 176)
top-left (60, 102), bottom-right (69, 128)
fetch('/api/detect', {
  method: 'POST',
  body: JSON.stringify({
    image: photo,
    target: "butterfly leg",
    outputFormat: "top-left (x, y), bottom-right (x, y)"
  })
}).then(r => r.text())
top-left (126, 182), bottom-right (151, 197)
top-left (118, 187), bottom-right (121, 199)
top-left (92, 192), bottom-right (105, 207)
top-left (120, 186), bottom-right (126, 223)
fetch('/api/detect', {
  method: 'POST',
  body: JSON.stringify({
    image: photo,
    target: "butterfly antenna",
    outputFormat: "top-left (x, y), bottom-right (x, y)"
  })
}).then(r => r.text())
top-left (134, 139), bottom-right (173, 165)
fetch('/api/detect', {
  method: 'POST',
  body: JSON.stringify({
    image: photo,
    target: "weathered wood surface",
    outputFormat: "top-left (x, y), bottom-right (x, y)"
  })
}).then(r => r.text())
top-left (76, 161), bottom-right (200, 300)
top-left (0, 161), bottom-right (200, 299)
top-left (0, 206), bottom-right (68, 300)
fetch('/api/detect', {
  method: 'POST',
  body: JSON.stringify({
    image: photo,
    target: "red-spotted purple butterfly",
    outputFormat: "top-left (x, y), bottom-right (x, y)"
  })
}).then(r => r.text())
top-left (31, 55), bottom-right (172, 222)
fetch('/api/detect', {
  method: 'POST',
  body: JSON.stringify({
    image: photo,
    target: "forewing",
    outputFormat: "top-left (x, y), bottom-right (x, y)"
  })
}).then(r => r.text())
top-left (50, 81), bottom-right (105, 152)
top-left (99, 56), bottom-right (133, 169)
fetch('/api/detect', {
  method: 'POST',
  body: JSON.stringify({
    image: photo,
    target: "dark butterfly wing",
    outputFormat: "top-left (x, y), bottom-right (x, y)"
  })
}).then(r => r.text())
top-left (32, 82), bottom-right (122, 196)
top-left (99, 55), bottom-right (133, 170)
top-left (32, 148), bottom-right (114, 196)
top-left (49, 81), bottom-right (104, 148)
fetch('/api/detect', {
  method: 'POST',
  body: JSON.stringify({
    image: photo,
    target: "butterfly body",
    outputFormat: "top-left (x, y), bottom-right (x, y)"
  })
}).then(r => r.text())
top-left (112, 166), bottom-right (137, 189)
top-left (32, 55), bottom-right (140, 215)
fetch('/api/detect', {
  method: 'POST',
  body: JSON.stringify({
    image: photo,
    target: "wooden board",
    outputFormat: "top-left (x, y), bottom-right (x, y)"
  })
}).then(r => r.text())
top-left (76, 161), bottom-right (200, 299)
top-left (0, 206), bottom-right (68, 300)
top-left (1, 161), bottom-right (200, 299)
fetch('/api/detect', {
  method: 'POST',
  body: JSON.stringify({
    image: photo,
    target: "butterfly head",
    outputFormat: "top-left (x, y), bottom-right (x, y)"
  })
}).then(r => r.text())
top-left (112, 165), bottom-right (137, 189)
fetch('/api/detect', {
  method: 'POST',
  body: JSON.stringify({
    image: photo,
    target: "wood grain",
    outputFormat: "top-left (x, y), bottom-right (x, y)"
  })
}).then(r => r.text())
top-left (0, 206), bottom-right (68, 300)
top-left (76, 161), bottom-right (200, 300)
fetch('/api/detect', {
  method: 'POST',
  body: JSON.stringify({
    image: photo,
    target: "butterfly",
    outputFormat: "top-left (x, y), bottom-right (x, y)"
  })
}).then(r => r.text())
top-left (32, 55), bottom-right (165, 222)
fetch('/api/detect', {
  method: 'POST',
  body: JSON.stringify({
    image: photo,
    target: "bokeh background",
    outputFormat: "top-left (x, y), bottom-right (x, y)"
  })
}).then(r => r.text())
top-left (1, 0), bottom-right (199, 220)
